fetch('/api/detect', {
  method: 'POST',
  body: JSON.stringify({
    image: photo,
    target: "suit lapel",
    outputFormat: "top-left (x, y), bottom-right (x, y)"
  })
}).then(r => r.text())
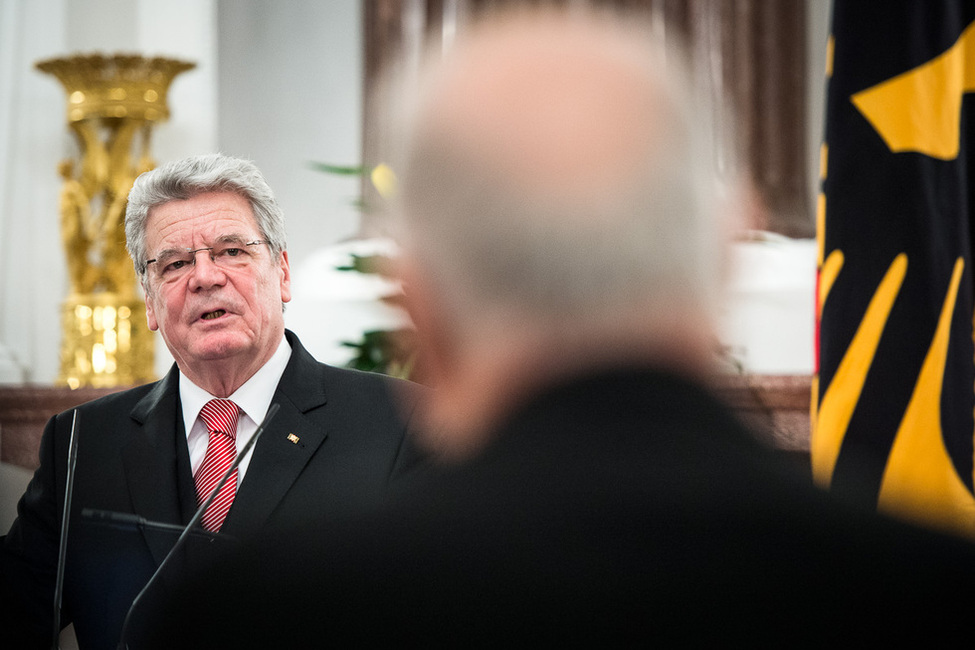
top-left (222, 332), bottom-right (329, 536)
top-left (121, 365), bottom-right (194, 565)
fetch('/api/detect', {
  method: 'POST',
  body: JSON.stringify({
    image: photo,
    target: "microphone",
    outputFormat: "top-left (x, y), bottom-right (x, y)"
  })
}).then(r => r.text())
top-left (116, 402), bottom-right (280, 650)
top-left (81, 509), bottom-right (224, 541)
top-left (52, 409), bottom-right (80, 650)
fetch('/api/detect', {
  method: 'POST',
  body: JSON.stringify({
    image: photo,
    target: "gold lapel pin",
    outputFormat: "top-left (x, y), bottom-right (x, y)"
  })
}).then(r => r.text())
top-left (286, 433), bottom-right (300, 444)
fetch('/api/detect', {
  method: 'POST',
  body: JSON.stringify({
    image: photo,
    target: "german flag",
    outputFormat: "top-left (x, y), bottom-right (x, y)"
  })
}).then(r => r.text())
top-left (814, 1), bottom-right (975, 536)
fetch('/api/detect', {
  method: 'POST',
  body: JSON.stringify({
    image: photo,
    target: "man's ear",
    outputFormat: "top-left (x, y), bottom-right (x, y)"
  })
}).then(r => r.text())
top-left (145, 289), bottom-right (159, 332)
top-left (278, 250), bottom-right (292, 304)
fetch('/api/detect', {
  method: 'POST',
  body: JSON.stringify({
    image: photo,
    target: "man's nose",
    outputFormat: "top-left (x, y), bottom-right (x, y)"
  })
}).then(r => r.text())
top-left (186, 249), bottom-right (227, 289)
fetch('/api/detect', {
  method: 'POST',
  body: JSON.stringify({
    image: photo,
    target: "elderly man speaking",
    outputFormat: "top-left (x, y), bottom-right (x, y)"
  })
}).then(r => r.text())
top-left (0, 154), bottom-right (426, 649)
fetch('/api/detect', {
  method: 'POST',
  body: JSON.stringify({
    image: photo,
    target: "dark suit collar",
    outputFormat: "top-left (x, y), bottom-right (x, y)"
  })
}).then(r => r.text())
top-left (498, 366), bottom-right (714, 424)
top-left (221, 330), bottom-right (331, 535)
top-left (486, 366), bottom-right (756, 457)
top-left (129, 331), bottom-right (326, 420)
top-left (122, 365), bottom-right (197, 564)
top-left (279, 329), bottom-right (328, 411)
top-left (129, 363), bottom-right (180, 424)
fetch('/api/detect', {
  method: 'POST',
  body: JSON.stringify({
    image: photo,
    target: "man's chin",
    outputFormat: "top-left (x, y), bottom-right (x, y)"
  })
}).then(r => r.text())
top-left (185, 332), bottom-right (252, 362)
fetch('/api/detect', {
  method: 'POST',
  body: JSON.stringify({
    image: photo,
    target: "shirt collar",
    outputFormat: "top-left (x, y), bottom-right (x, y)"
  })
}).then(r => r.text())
top-left (179, 335), bottom-right (293, 432)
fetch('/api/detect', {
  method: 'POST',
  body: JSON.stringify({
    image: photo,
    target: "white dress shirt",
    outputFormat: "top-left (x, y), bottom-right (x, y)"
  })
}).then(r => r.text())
top-left (180, 335), bottom-right (292, 485)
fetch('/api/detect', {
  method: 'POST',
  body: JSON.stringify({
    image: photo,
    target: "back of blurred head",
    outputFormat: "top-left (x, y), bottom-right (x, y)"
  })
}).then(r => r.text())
top-left (391, 8), bottom-right (738, 456)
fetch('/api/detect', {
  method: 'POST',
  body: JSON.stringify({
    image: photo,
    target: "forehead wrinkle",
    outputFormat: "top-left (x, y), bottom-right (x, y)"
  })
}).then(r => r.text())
top-left (146, 191), bottom-right (259, 241)
top-left (151, 232), bottom-right (252, 257)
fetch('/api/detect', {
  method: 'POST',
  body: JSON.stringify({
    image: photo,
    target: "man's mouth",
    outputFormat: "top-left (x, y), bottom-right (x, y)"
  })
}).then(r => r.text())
top-left (201, 310), bottom-right (226, 320)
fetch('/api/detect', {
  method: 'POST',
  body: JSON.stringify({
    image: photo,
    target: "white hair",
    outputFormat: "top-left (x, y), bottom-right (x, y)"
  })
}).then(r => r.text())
top-left (391, 10), bottom-right (735, 344)
top-left (125, 153), bottom-right (288, 287)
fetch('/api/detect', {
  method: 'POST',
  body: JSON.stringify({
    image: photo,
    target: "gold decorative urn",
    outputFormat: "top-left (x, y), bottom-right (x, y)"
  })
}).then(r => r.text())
top-left (36, 53), bottom-right (195, 388)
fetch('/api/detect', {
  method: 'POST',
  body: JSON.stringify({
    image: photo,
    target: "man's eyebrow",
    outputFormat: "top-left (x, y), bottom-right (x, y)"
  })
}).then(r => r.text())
top-left (152, 247), bottom-right (184, 260)
top-left (213, 233), bottom-right (252, 245)
top-left (153, 234), bottom-right (252, 257)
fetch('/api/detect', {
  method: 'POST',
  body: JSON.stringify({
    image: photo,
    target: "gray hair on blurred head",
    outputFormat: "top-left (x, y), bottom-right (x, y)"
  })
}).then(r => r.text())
top-left (389, 8), bottom-right (736, 345)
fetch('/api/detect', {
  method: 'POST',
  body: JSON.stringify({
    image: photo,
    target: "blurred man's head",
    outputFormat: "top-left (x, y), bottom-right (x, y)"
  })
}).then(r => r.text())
top-left (392, 9), bottom-right (738, 456)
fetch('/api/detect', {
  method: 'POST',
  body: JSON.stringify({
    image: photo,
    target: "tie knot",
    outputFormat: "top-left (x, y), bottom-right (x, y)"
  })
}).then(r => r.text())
top-left (199, 399), bottom-right (240, 440)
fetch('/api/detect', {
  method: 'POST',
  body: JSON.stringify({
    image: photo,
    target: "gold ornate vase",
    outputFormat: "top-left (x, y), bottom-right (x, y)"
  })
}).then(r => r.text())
top-left (37, 53), bottom-right (195, 388)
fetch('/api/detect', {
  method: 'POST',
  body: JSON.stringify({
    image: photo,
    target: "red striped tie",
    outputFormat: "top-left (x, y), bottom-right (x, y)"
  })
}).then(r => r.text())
top-left (195, 399), bottom-right (240, 532)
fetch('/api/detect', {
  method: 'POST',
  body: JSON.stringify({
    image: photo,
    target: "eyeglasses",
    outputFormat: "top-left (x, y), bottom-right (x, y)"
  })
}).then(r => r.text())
top-left (144, 239), bottom-right (269, 283)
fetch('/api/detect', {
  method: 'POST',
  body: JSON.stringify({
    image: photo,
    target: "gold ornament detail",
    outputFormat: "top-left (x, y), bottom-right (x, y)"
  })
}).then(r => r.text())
top-left (37, 53), bottom-right (195, 388)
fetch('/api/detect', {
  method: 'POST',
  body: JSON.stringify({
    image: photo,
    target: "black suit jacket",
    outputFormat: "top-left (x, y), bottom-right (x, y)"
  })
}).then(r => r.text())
top-left (0, 330), bottom-right (427, 649)
top-left (152, 367), bottom-right (975, 647)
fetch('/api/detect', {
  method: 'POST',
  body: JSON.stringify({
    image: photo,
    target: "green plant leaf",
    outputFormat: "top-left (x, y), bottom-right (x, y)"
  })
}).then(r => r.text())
top-left (335, 253), bottom-right (394, 275)
top-left (307, 162), bottom-right (370, 176)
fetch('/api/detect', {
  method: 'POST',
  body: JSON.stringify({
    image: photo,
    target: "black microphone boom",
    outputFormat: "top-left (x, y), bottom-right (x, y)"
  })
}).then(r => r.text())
top-left (81, 509), bottom-right (223, 540)
top-left (115, 402), bottom-right (280, 650)
top-left (52, 409), bottom-right (80, 650)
